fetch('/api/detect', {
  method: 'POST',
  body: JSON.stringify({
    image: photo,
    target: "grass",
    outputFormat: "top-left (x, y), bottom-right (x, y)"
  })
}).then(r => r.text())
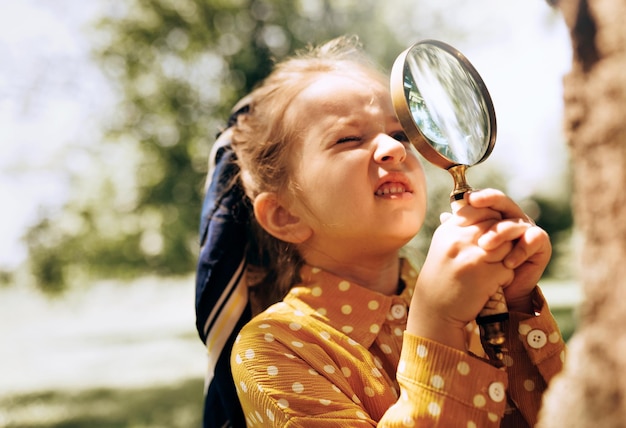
top-left (0, 378), bottom-right (204, 428)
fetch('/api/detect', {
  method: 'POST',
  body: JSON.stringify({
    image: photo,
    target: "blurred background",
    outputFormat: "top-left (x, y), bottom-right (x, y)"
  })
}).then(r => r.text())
top-left (0, 0), bottom-right (578, 426)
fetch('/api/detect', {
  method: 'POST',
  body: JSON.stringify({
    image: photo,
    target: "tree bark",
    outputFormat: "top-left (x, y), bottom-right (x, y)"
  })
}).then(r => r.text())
top-left (539, 0), bottom-right (626, 426)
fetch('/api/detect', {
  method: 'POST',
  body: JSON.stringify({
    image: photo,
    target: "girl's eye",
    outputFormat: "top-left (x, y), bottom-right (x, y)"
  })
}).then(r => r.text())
top-left (336, 136), bottom-right (362, 144)
top-left (390, 131), bottom-right (410, 143)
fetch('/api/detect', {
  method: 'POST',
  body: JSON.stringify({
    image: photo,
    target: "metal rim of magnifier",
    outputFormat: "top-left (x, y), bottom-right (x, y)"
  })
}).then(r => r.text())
top-left (390, 39), bottom-right (497, 171)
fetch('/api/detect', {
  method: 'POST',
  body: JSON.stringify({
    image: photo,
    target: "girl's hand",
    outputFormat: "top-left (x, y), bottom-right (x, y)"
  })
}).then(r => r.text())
top-left (406, 188), bottom-right (552, 349)
top-left (467, 189), bottom-right (552, 313)
top-left (407, 197), bottom-right (517, 350)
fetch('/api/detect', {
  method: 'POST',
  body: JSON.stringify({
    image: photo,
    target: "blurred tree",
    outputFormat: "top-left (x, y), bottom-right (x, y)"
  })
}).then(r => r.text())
top-left (24, 0), bottom-right (406, 291)
top-left (539, 0), bottom-right (626, 426)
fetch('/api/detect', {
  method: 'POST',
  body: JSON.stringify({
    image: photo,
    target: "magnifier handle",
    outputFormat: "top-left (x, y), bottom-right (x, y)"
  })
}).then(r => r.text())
top-left (450, 192), bottom-right (509, 365)
top-left (476, 287), bottom-right (509, 365)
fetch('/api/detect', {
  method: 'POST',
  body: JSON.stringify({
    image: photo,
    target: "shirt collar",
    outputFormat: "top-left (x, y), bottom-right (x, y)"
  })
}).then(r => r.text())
top-left (284, 259), bottom-right (417, 348)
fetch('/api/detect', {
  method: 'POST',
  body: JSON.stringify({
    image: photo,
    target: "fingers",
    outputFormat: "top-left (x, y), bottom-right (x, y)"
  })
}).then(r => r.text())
top-left (501, 226), bottom-right (552, 310)
top-left (464, 244), bottom-right (515, 289)
top-left (466, 188), bottom-right (527, 220)
top-left (503, 226), bottom-right (552, 270)
top-left (448, 203), bottom-right (502, 227)
top-left (477, 218), bottom-right (530, 250)
top-left (481, 240), bottom-right (514, 264)
top-left (474, 217), bottom-right (550, 270)
top-left (440, 213), bottom-right (520, 266)
top-left (437, 189), bottom-right (549, 294)
top-left (443, 188), bottom-right (527, 228)
top-left (464, 188), bottom-right (543, 268)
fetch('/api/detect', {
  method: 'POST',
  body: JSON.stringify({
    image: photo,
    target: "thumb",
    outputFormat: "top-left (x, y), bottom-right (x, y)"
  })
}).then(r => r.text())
top-left (440, 212), bottom-right (453, 224)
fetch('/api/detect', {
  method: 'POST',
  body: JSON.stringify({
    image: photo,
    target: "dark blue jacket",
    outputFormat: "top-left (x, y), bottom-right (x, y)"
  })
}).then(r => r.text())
top-left (195, 104), bottom-right (252, 428)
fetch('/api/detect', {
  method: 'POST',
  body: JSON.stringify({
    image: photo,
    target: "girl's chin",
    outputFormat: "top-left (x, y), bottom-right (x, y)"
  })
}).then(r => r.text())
top-left (388, 231), bottom-right (421, 249)
top-left (396, 221), bottom-right (423, 239)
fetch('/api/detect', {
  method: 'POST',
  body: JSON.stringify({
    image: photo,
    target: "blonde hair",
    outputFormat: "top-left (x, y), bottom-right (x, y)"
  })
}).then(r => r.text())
top-left (231, 36), bottom-right (386, 310)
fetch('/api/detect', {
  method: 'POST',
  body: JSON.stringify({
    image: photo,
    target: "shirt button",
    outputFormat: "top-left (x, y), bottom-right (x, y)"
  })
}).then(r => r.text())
top-left (488, 381), bottom-right (506, 403)
top-left (390, 304), bottom-right (407, 320)
top-left (526, 329), bottom-right (548, 349)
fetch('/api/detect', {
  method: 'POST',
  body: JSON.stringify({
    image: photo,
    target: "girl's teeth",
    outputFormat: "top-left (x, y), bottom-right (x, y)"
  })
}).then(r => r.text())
top-left (376, 186), bottom-right (404, 196)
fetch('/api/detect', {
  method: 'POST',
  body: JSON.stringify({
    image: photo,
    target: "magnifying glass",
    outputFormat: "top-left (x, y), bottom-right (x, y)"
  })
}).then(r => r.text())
top-left (390, 40), bottom-right (508, 363)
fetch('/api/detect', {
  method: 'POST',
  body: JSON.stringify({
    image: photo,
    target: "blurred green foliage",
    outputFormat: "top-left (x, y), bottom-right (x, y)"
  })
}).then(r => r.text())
top-left (23, 0), bottom-right (573, 292)
top-left (0, 379), bottom-right (204, 427)
top-left (25, 0), bottom-right (409, 292)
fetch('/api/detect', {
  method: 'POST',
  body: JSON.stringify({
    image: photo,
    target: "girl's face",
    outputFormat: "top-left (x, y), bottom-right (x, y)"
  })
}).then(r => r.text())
top-left (283, 71), bottom-right (428, 262)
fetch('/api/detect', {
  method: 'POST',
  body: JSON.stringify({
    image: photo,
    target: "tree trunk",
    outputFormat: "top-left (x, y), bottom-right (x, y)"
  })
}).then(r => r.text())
top-left (539, 0), bottom-right (626, 426)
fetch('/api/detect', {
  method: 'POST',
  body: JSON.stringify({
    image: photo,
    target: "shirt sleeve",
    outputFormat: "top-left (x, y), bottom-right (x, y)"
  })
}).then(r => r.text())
top-left (500, 287), bottom-right (566, 427)
top-left (379, 287), bottom-right (565, 428)
top-left (378, 333), bottom-right (510, 427)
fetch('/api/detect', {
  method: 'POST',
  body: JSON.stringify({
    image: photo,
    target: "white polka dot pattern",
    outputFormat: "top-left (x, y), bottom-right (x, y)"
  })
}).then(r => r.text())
top-left (230, 261), bottom-right (565, 427)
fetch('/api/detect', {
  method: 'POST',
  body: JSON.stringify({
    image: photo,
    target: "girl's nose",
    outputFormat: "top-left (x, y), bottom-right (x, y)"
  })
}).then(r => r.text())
top-left (373, 134), bottom-right (407, 164)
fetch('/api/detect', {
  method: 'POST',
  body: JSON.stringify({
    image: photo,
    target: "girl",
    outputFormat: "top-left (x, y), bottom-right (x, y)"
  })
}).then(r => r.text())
top-left (227, 36), bottom-right (563, 427)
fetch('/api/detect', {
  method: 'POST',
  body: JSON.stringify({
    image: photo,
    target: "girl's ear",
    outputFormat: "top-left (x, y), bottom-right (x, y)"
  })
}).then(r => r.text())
top-left (253, 192), bottom-right (313, 244)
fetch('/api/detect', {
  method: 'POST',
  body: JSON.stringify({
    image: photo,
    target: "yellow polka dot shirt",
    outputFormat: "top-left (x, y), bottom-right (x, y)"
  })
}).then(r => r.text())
top-left (231, 260), bottom-right (565, 427)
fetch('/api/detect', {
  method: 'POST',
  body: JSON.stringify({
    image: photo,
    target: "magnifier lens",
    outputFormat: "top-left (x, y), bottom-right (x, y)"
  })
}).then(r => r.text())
top-left (402, 43), bottom-right (493, 166)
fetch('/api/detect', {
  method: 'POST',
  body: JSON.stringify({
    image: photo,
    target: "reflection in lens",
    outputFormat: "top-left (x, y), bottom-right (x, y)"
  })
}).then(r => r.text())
top-left (403, 44), bottom-right (491, 166)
